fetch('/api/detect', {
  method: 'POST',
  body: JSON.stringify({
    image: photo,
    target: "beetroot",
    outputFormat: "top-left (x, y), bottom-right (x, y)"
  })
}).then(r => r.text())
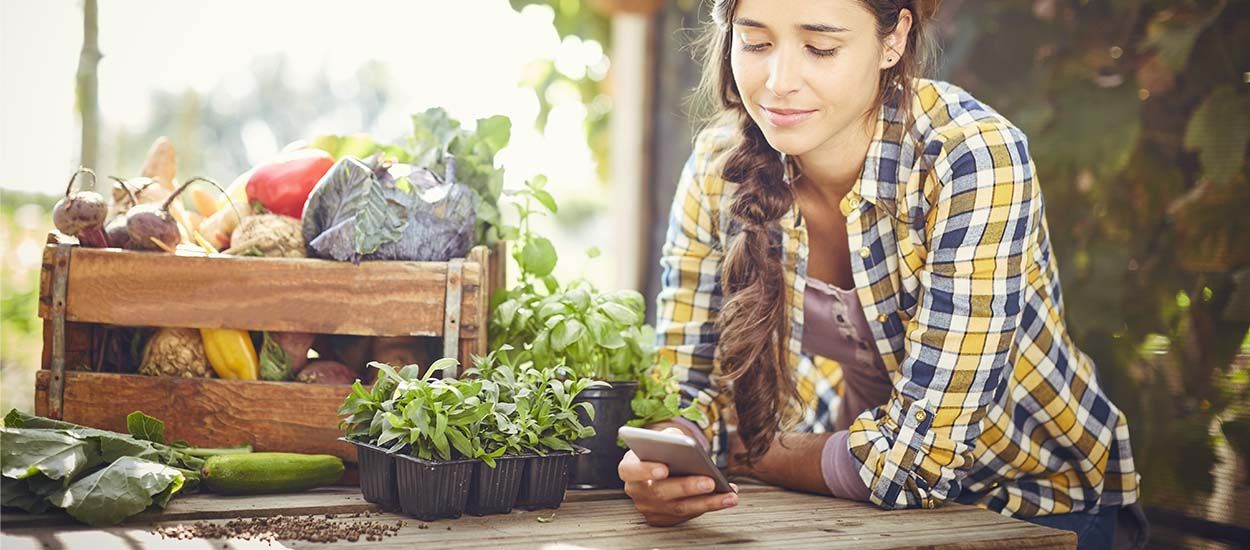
top-left (52, 168), bottom-right (109, 248)
top-left (125, 176), bottom-right (233, 252)
top-left (271, 332), bottom-right (316, 373)
top-left (296, 360), bottom-right (357, 384)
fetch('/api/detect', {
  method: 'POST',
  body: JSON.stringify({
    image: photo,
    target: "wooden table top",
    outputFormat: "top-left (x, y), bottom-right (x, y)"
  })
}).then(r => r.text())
top-left (1, 485), bottom-right (1074, 549)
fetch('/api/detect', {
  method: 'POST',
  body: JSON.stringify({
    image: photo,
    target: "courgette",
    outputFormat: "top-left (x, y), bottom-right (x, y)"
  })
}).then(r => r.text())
top-left (202, 452), bottom-right (344, 495)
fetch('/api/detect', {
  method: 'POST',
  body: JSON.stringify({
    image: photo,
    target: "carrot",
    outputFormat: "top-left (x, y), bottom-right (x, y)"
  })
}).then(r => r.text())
top-left (190, 188), bottom-right (220, 217)
top-left (140, 137), bottom-right (178, 192)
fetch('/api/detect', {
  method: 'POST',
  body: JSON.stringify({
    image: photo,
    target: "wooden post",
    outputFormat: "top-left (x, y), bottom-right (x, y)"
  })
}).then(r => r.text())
top-left (76, 0), bottom-right (100, 171)
top-left (642, 0), bottom-right (706, 323)
top-left (609, 13), bottom-right (656, 293)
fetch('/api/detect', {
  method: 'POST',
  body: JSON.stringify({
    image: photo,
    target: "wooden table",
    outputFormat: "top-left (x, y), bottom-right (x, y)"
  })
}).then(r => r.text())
top-left (1, 485), bottom-right (1074, 549)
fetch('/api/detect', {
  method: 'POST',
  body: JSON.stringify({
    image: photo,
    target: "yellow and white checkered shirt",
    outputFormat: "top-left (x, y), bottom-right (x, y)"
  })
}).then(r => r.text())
top-left (656, 79), bottom-right (1140, 516)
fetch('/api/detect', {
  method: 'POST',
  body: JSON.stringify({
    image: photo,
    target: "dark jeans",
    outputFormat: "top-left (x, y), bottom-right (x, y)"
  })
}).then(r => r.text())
top-left (1026, 506), bottom-right (1117, 549)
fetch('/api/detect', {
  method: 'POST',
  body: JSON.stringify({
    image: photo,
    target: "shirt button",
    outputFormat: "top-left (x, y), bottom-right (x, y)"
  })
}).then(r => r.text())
top-left (858, 247), bottom-right (871, 258)
top-left (877, 313), bottom-right (889, 323)
top-left (847, 197), bottom-right (860, 209)
top-left (914, 410), bottom-right (927, 422)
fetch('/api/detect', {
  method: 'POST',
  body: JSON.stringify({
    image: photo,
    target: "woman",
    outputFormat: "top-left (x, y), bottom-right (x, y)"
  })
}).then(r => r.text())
top-left (618, 1), bottom-right (1145, 548)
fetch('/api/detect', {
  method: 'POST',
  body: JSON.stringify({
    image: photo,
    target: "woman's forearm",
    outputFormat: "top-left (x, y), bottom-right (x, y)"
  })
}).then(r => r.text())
top-left (729, 432), bottom-right (833, 495)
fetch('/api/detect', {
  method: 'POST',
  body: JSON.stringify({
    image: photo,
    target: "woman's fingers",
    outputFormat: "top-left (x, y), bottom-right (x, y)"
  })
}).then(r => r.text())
top-left (649, 475), bottom-right (716, 501)
top-left (618, 450), bottom-right (669, 483)
top-left (639, 491), bottom-right (740, 526)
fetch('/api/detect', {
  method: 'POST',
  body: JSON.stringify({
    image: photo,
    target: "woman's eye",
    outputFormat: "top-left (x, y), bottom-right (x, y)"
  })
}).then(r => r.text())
top-left (740, 41), bottom-right (770, 52)
top-left (807, 46), bottom-right (839, 57)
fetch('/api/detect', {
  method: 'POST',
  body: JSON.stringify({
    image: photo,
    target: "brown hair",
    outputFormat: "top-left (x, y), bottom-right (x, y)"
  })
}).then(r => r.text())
top-left (696, 0), bottom-right (937, 466)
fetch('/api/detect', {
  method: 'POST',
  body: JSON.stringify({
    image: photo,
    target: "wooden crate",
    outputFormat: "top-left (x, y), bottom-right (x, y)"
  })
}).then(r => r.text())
top-left (35, 233), bottom-right (505, 462)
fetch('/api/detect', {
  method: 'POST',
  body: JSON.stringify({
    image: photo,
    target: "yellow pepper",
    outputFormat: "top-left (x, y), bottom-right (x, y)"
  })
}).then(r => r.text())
top-left (200, 328), bottom-right (260, 380)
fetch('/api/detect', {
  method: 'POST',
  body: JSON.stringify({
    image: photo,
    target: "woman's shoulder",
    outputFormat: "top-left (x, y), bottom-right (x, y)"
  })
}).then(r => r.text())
top-left (908, 78), bottom-right (1031, 162)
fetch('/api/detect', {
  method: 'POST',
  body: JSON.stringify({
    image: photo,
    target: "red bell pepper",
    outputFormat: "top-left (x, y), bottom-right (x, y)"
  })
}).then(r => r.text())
top-left (246, 149), bottom-right (334, 219)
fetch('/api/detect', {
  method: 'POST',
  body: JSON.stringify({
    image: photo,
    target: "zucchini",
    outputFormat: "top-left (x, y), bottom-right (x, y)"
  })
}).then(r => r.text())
top-left (202, 452), bottom-right (344, 495)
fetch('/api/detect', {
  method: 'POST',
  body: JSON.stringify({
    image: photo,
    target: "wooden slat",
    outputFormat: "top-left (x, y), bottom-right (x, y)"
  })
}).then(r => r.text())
top-left (34, 371), bottom-right (356, 462)
top-left (38, 320), bottom-right (93, 372)
top-left (36, 244), bottom-right (486, 338)
top-left (0, 486), bottom-right (1074, 549)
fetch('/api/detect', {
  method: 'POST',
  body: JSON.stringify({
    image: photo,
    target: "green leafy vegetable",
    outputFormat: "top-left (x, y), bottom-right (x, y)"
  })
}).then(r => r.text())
top-left (302, 156), bottom-right (477, 263)
top-left (126, 411), bottom-right (165, 444)
top-left (404, 107), bottom-right (511, 246)
top-left (48, 457), bottom-right (185, 527)
top-left (1, 409), bottom-right (226, 526)
top-left (259, 331), bottom-right (293, 382)
top-left (0, 427), bottom-right (96, 481)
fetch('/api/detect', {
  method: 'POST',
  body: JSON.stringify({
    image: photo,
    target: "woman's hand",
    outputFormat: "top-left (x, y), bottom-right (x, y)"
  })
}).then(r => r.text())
top-left (618, 427), bottom-right (740, 527)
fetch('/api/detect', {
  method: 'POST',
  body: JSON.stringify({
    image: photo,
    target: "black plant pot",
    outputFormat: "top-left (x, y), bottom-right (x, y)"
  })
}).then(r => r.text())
top-left (516, 446), bottom-right (589, 510)
top-left (465, 455), bottom-right (527, 516)
top-left (570, 381), bottom-right (638, 489)
top-left (341, 438), bottom-right (399, 512)
top-left (394, 454), bottom-right (475, 521)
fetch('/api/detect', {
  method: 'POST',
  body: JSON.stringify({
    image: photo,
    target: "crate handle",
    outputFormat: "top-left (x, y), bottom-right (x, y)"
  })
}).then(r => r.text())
top-left (441, 258), bottom-right (465, 379)
top-left (48, 243), bottom-right (73, 419)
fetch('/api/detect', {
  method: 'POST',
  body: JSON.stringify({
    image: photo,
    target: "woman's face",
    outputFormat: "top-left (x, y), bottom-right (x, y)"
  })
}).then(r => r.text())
top-left (729, 0), bottom-right (900, 157)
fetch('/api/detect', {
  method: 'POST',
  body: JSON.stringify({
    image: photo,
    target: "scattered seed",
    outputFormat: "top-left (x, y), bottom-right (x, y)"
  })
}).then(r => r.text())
top-left (151, 513), bottom-right (402, 543)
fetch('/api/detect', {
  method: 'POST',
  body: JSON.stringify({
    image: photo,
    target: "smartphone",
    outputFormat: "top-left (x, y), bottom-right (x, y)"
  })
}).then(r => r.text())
top-left (618, 426), bottom-right (736, 494)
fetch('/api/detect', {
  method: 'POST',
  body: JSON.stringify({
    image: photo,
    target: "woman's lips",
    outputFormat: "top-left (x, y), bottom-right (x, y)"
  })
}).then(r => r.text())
top-left (762, 107), bottom-right (816, 128)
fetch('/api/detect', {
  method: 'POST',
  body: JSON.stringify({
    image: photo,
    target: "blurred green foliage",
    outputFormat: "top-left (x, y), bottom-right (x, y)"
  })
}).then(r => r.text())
top-left (0, 190), bottom-right (58, 415)
top-left (509, 1), bottom-right (613, 182)
top-left (937, 0), bottom-right (1249, 508)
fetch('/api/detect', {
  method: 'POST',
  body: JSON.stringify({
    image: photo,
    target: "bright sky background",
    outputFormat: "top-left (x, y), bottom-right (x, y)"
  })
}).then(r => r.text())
top-left (0, 0), bottom-right (620, 286)
top-left (0, 0), bottom-right (607, 197)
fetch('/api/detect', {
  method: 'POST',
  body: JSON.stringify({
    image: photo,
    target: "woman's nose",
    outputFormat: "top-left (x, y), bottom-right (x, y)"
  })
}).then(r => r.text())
top-left (765, 50), bottom-right (802, 98)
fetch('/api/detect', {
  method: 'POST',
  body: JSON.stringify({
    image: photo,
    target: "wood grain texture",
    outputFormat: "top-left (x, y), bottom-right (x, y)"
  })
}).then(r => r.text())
top-left (39, 320), bottom-right (93, 372)
top-left (0, 486), bottom-right (1075, 549)
top-left (37, 243), bottom-right (487, 339)
top-left (35, 371), bottom-right (356, 462)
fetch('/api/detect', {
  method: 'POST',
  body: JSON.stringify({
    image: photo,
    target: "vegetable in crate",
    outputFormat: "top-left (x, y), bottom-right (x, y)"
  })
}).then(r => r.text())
top-left (258, 332), bottom-right (293, 381)
top-left (301, 156), bottom-right (477, 263)
top-left (126, 177), bottom-right (229, 252)
top-left (297, 360), bottom-right (357, 384)
top-left (246, 148), bottom-right (335, 219)
top-left (139, 136), bottom-right (178, 191)
top-left (197, 170), bottom-right (255, 250)
top-left (53, 168), bottom-right (108, 248)
top-left (200, 328), bottom-right (260, 380)
top-left (259, 331), bottom-right (316, 377)
top-left (402, 107), bottom-right (511, 246)
top-left (108, 176), bottom-right (167, 220)
top-left (225, 214), bottom-right (305, 257)
top-left (140, 327), bottom-right (214, 378)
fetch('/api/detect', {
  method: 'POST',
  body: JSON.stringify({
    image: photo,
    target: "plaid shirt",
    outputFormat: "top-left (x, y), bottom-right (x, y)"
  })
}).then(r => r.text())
top-left (655, 79), bottom-right (1140, 516)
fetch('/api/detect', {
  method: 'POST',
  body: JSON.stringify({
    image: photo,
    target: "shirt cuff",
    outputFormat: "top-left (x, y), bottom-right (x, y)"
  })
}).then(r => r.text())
top-left (822, 430), bottom-right (870, 501)
top-left (669, 417), bottom-right (712, 452)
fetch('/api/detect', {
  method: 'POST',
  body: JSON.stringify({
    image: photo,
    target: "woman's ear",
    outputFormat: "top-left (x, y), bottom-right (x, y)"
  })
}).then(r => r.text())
top-left (881, 8), bottom-right (913, 69)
